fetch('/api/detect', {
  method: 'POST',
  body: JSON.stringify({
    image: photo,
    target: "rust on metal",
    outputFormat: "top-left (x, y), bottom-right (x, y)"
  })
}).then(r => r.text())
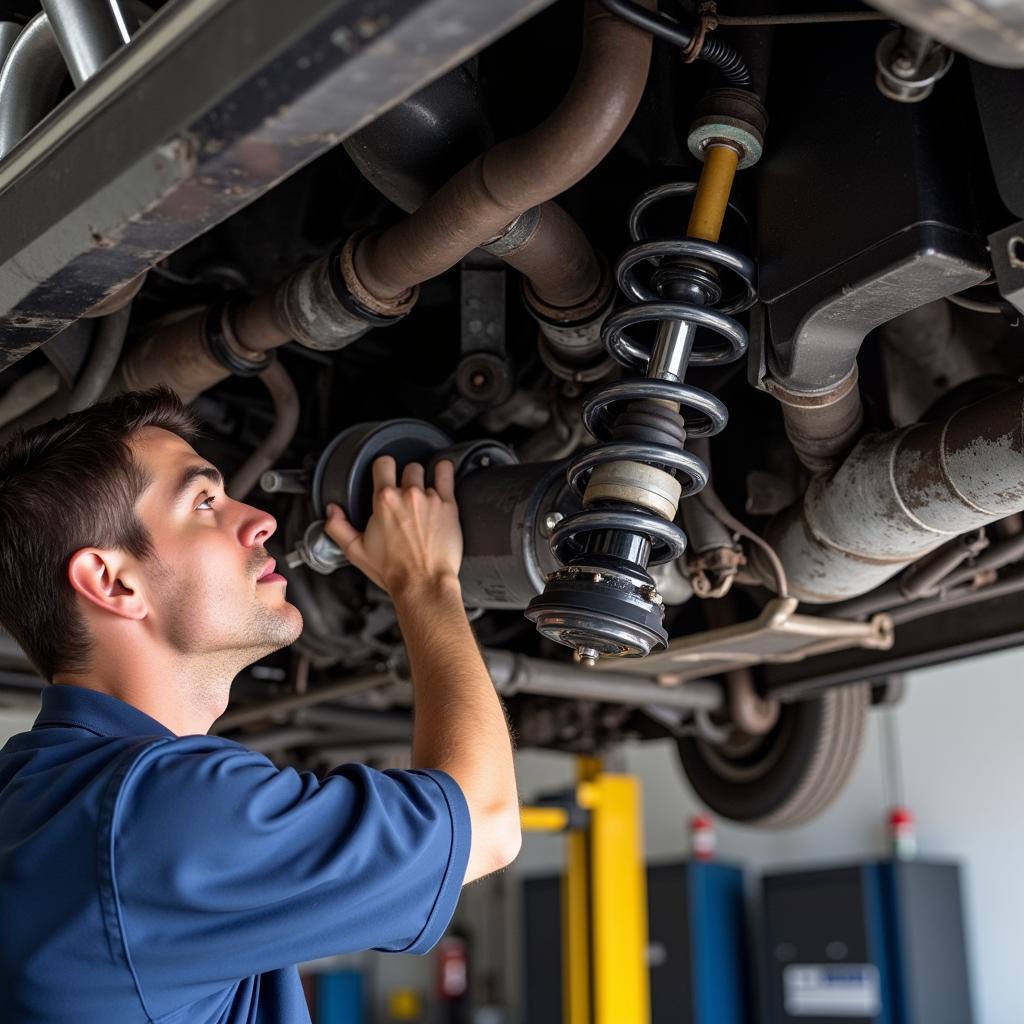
top-left (231, 289), bottom-right (290, 353)
top-left (111, 309), bottom-right (228, 403)
top-left (82, 272), bottom-right (148, 318)
top-left (350, 0), bottom-right (654, 303)
top-left (762, 384), bottom-right (1024, 602)
top-left (767, 364), bottom-right (864, 473)
top-left (522, 241), bottom-right (612, 323)
top-left (504, 201), bottom-right (605, 311)
top-left (337, 233), bottom-right (417, 319)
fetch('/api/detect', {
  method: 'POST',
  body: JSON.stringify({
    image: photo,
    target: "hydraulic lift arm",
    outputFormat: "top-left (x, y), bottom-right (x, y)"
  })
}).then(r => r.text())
top-left (521, 757), bottom-right (651, 1024)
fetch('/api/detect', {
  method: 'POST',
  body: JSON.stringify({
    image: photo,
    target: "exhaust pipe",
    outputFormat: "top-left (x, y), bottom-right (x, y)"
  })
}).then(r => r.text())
top-left (762, 385), bottom-right (1024, 603)
top-left (349, 0), bottom-right (653, 308)
top-left (114, 0), bottom-right (653, 401)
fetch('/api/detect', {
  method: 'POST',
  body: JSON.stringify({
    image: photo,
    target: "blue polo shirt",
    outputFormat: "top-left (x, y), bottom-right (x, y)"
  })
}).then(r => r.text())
top-left (0, 684), bottom-right (471, 1023)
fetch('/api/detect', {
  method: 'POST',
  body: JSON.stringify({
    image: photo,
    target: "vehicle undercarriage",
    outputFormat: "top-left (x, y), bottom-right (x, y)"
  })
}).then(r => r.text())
top-left (2, 0), bottom-right (1023, 825)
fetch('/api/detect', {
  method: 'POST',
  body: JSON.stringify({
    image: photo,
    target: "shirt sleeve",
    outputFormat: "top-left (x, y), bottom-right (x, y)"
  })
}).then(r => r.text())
top-left (107, 736), bottom-right (470, 1018)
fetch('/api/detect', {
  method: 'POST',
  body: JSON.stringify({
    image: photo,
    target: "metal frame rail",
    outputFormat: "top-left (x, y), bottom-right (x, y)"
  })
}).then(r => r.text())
top-left (0, 0), bottom-right (552, 361)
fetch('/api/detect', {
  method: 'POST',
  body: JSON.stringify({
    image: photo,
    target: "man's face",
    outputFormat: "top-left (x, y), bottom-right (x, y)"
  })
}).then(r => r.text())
top-left (129, 427), bottom-right (303, 663)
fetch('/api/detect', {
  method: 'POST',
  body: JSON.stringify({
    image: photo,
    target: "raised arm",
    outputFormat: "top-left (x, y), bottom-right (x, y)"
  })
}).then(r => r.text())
top-left (325, 456), bottom-right (521, 883)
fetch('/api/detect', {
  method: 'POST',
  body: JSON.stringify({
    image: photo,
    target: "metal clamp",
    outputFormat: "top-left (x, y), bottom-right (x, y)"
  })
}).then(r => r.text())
top-left (203, 301), bottom-right (274, 377)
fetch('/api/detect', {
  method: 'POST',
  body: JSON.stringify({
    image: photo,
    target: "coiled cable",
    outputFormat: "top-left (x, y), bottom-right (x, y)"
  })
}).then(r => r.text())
top-left (601, 0), bottom-right (751, 87)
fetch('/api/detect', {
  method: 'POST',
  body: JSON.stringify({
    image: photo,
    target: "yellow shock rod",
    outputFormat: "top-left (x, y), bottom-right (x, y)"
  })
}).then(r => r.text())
top-left (687, 142), bottom-right (740, 243)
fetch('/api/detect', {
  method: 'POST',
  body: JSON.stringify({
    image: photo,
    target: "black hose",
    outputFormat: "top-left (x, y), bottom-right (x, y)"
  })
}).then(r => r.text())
top-left (600, 0), bottom-right (751, 87)
top-left (697, 30), bottom-right (751, 86)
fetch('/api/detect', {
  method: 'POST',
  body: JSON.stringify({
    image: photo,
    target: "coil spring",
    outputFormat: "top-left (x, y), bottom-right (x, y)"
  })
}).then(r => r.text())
top-left (549, 181), bottom-right (756, 568)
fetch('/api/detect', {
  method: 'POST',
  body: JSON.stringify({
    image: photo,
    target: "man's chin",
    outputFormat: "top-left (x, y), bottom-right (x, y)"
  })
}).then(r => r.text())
top-left (246, 601), bottom-right (304, 655)
top-left (286, 603), bottom-right (304, 642)
top-left (277, 602), bottom-right (304, 645)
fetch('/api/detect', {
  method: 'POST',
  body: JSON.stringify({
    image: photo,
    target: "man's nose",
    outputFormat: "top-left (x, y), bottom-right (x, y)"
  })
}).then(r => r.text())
top-left (240, 505), bottom-right (277, 549)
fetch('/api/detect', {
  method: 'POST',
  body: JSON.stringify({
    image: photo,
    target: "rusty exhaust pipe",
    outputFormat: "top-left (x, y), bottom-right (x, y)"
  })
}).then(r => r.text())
top-left (760, 384), bottom-right (1024, 602)
top-left (115, 0), bottom-right (653, 401)
top-left (350, 0), bottom-right (653, 309)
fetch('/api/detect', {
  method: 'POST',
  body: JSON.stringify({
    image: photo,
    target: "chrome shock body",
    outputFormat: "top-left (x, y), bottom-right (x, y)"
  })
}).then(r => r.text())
top-left (526, 89), bottom-right (767, 663)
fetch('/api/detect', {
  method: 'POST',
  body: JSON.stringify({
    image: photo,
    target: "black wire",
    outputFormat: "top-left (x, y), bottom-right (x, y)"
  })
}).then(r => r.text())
top-left (602, 0), bottom-right (696, 48)
top-left (601, 0), bottom-right (752, 87)
top-left (716, 10), bottom-right (888, 26)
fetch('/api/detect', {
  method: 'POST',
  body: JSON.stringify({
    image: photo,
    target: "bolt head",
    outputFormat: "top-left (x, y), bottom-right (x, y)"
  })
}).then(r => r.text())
top-left (542, 511), bottom-right (565, 536)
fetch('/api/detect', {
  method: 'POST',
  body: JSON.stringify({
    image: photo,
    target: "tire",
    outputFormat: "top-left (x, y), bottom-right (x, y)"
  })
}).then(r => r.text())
top-left (676, 682), bottom-right (871, 827)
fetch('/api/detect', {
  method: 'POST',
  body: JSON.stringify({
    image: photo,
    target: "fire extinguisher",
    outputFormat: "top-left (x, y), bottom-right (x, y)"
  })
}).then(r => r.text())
top-left (690, 814), bottom-right (716, 861)
top-left (888, 806), bottom-right (917, 860)
top-left (436, 931), bottom-right (470, 1024)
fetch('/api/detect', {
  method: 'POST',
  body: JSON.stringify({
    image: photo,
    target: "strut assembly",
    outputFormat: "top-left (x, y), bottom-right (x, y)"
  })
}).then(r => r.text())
top-left (525, 89), bottom-right (766, 664)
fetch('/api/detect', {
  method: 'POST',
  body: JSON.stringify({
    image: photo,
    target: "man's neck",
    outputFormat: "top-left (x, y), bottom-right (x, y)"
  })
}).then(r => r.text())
top-left (52, 662), bottom-right (233, 736)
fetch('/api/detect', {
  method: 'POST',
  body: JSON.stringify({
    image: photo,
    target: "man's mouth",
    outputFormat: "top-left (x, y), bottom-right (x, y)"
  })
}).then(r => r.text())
top-left (256, 558), bottom-right (286, 584)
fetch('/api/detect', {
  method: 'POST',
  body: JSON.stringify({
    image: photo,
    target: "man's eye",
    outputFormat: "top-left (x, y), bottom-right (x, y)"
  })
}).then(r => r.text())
top-left (196, 494), bottom-right (217, 511)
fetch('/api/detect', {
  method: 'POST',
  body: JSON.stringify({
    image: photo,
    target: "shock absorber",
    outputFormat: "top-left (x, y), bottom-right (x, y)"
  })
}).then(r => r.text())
top-left (526, 89), bottom-right (767, 664)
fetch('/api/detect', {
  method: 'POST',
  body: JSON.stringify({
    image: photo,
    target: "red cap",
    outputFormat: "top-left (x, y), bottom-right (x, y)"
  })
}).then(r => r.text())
top-left (889, 806), bottom-right (915, 829)
top-left (690, 814), bottom-right (716, 861)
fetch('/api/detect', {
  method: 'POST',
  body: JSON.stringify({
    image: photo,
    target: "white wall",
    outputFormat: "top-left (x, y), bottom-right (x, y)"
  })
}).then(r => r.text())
top-left (3, 650), bottom-right (1022, 1023)
top-left (0, 707), bottom-right (38, 741)
top-left (510, 648), bottom-right (1024, 1024)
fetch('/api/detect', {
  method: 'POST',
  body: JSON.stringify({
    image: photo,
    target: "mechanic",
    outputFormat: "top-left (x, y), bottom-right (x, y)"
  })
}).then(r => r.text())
top-left (0, 386), bottom-right (521, 1023)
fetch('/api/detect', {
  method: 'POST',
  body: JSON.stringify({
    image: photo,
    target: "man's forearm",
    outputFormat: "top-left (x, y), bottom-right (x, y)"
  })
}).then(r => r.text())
top-left (323, 456), bottom-right (520, 879)
top-left (392, 572), bottom-right (520, 876)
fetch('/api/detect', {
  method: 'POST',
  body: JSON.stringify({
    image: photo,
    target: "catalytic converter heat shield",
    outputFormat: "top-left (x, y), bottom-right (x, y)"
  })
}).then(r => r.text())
top-left (763, 385), bottom-right (1024, 602)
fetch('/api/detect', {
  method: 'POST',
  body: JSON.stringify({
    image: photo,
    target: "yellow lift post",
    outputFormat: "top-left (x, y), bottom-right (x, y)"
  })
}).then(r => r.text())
top-left (520, 757), bottom-right (650, 1024)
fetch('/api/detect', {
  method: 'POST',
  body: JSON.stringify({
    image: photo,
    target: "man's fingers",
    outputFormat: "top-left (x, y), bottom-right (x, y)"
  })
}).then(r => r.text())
top-left (372, 455), bottom-right (397, 492)
top-left (325, 504), bottom-right (384, 586)
top-left (402, 461), bottom-right (425, 489)
top-left (433, 459), bottom-right (456, 501)
top-left (324, 502), bottom-right (360, 551)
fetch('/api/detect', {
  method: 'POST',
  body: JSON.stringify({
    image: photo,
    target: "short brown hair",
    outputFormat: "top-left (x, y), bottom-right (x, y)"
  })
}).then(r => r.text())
top-left (0, 386), bottom-right (201, 682)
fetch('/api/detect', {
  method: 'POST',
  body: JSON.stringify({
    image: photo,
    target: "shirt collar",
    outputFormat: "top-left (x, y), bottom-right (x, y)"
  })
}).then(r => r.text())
top-left (33, 683), bottom-right (176, 739)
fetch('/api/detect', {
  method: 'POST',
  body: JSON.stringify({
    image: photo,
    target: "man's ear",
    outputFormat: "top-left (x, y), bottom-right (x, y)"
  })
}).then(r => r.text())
top-left (67, 549), bottom-right (148, 621)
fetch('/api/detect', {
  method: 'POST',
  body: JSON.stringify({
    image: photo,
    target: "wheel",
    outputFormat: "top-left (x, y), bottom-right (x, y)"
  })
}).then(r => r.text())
top-left (675, 682), bottom-right (871, 827)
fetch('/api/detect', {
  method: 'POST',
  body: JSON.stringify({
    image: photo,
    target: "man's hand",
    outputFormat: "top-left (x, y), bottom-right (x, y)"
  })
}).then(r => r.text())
top-left (323, 456), bottom-right (462, 598)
